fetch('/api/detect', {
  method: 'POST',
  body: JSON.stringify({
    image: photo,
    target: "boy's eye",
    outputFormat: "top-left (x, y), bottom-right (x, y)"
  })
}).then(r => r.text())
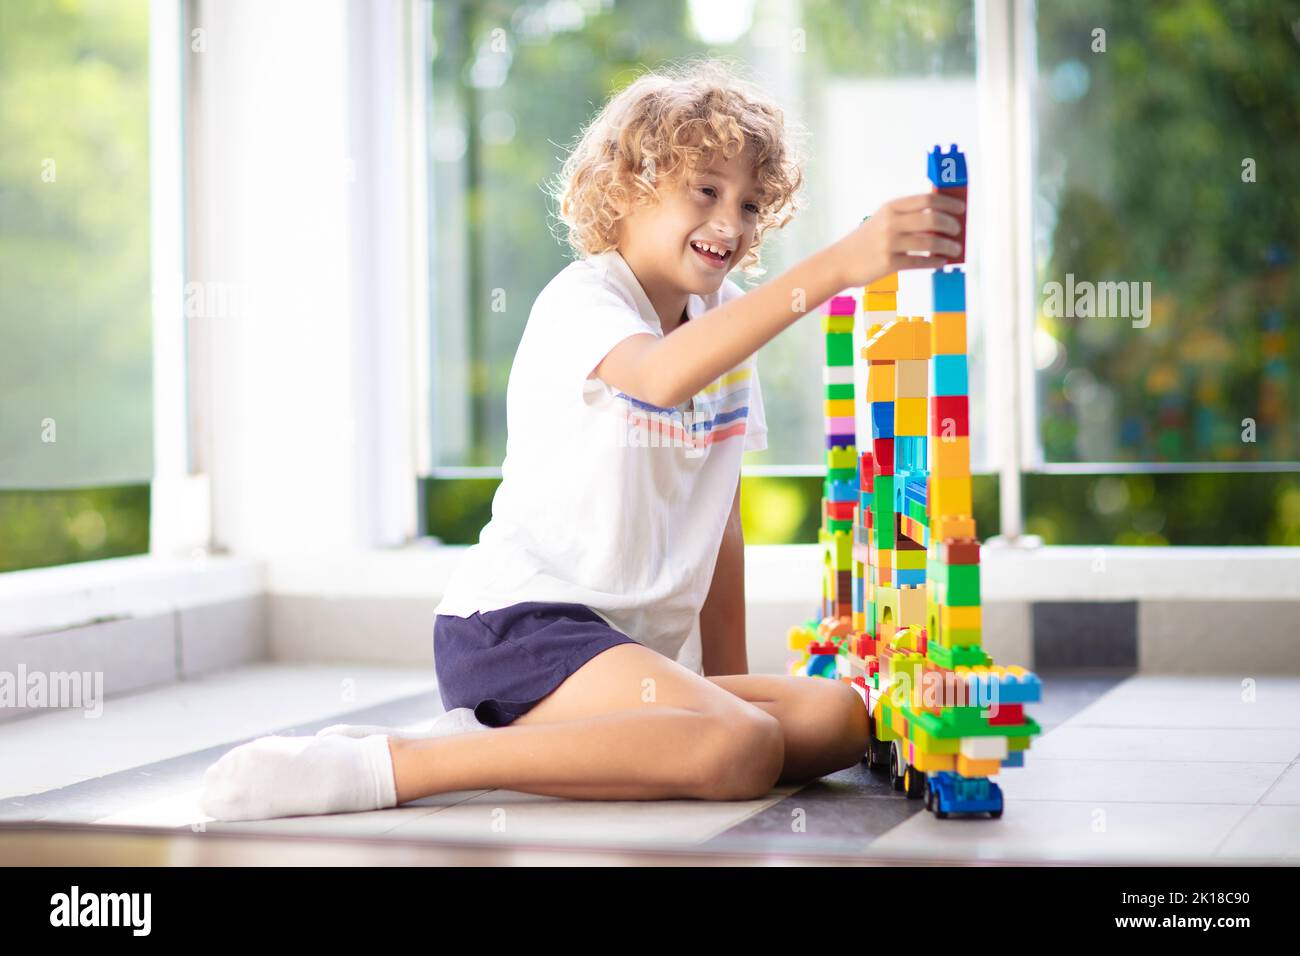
top-left (744, 203), bottom-right (760, 214)
top-left (698, 186), bottom-right (717, 198)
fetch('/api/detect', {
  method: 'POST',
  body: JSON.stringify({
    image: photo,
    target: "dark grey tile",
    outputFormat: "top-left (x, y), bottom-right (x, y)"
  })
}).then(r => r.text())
top-left (699, 762), bottom-right (924, 855)
top-left (702, 673), bottom-right (1133, 856)
top-left (1033, 602), bottom-right (1138, 669)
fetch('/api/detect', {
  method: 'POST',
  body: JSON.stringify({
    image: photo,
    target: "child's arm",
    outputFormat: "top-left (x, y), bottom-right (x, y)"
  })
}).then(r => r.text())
top-left (595, 191), bottom-right (965, 409)
top-left (699, 475), bottom-right (748, 677)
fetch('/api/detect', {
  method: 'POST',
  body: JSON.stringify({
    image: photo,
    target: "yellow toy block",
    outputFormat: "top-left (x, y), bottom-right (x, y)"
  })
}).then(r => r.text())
top-left (895, 397), bottom-right (927, 436)
top-left (913, 726), bottom-right (960, 755)
top-left (895, 359), bottom-right (928, 399)
top-left (893, 624), bottom-right (923, 653)
top-left (820, 527), bottom-right (853, 570)
top-left (942, 604), bottom-right (982, 631)
top-left (852, 610), bottom-right (865, 631)
top-left (827, 446), bottom-right (857, 470)
top-left (824, 398), bottom-right (855, 418)
top-left (866, 272), bottom-right (899, 293)
top-left (931, 311), bottom-right (967, 355)
top-left (876, 585), bottom-right (900, 635)
top-left (930, 476), bottom-right (972, 518)
top-left (931, 436), bottom-right (971, 477)
top-left (864, 291), bottom-right (896, 311)
top-left (867, 363), bottom-right (896, 402)
top-left (787, 625), bottom-right (815, 652)
top-left (821, 313), bottom-right (854, 334)
top-left (895, 548), bottom-right (926, 571)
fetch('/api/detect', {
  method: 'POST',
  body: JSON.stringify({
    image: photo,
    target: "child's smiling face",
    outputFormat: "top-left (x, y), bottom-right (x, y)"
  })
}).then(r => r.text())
top-left (618, 149), bottom-right (761, 309)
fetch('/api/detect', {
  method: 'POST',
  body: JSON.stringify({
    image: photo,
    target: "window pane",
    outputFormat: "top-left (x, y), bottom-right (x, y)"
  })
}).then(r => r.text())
top-left (1032, 0), bottom-right (1300, 464)
top-left (0, 0), bottom-right (154, 488)
top-left (428, 0), bottom-right (989, 469)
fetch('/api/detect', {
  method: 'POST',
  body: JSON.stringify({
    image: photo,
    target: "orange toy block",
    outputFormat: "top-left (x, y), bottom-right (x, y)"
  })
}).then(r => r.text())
top-left (931, 436), bottom-right (971, 477)
top-left (931, 311), bottom-right (967, 355)
top-left (931, 514), bottom-right (976, 539)
top-left (866, 273), bottom-right (899, 293)
top-left (867, 363), bottom-right (896, 402)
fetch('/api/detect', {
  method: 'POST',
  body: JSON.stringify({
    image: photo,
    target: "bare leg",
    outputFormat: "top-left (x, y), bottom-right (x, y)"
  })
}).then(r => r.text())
top-left (706, 673), bottom-right (871, 783)
top-left (390, 643), bottom-right (784, 803)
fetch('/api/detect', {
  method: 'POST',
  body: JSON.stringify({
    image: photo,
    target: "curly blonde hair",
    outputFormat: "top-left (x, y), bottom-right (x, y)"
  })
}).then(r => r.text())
top-left (547, 59), bottom-right (805, 276)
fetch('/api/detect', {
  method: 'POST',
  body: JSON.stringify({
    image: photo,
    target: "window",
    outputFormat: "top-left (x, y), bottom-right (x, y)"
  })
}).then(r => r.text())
top-left (0, 0), bottom-right (155, 572)
top-left (424, 0), bottom-right (989, 544)
top-left (1023, 0), bottom-right (1300, 544)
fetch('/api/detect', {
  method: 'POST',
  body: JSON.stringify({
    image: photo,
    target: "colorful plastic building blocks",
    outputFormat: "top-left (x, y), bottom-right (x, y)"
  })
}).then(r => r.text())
top-left (786, 144), bottom-right (1041, 820)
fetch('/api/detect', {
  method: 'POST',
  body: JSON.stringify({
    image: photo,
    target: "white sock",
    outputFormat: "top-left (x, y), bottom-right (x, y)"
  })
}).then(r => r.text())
top-left (316, 706), bottom-right (490, 740)
top-left (199, 733), bottom-right (397, 822)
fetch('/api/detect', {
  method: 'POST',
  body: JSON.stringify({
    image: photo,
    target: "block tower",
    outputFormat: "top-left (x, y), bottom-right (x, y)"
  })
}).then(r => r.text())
top-left (788, 145), bottom-right (1042, 819)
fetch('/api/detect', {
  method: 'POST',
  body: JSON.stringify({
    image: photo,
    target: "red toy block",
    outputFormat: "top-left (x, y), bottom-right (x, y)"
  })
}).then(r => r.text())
top-left (873, 436), bottom-right (894, 476)
top-left (930, 395), bottom-right (969, 438)
top-left (988, 703), bottom-right (1024, 726)
top-left (827, 499), bottom-right (855, 521)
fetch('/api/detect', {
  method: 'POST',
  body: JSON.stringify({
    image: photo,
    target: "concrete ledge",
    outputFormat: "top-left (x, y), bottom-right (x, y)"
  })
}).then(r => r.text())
top-left (2, 544), bottom-right (1297, 720)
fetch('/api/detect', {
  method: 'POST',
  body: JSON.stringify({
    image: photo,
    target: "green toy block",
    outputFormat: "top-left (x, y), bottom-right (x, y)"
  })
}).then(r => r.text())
top-left (925, 642), bottom-right (988, 669)
top-left (929, 562), bottom-right (980, 605)
top-left (825, 383), bottom-right (856, 400)
top-left (825, 333), bottom-right (854, 366)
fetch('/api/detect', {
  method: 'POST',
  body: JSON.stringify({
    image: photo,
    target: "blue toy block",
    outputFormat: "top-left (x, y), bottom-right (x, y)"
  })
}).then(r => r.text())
top-left (826, 432), bottom-right (856, 449)
top-left (929, 772), bottom-right (1002, 818)
top-left (990, 672), bottom-right (1043, 704)
top-left (871, 402), bottom-right (894, 439)
top-left (932, 354), bottom-right (969, 396)
top-left (895, 568), bottom-right (926, 587)
top-left (1001, 751), bottom-right (1025, 768)
top-left (927, 144), bottom-right (967, 188)
top-left (932, 268), bottom-right (966, 311)
top-left (895, 435), bottom-right (927, 473)
top-left (826, 478), bottom-right (858, 502)
top-left (807, 654), bottom-right (837, 679)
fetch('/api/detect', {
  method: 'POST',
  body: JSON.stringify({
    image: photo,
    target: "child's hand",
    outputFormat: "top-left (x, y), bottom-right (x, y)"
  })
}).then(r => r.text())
top-left (831, 192), bottom-right (966, 288)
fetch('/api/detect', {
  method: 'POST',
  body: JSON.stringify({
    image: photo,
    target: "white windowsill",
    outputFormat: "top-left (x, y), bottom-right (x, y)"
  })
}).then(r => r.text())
top-left (3, 544), bottom-right (1298, 641)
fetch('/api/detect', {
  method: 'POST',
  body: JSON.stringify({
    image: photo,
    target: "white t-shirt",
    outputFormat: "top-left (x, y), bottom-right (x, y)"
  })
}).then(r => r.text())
top-left (433, 249), bottom-right (768, 665)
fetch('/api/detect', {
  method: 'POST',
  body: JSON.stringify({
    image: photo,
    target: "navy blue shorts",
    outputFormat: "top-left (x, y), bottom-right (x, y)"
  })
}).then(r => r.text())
top-left (433, 602), bottom-right (640, 727)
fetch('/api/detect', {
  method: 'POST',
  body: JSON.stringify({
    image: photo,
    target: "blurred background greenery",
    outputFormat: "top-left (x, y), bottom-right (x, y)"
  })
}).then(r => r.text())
top-left (2, 0), bottom-right (1297, 575)
top-left (0, 0), bottom-right (151, 573)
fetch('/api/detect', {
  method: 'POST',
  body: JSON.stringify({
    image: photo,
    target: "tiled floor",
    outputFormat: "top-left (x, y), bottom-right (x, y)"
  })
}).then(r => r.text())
top-left (2, 665), bottom-right (1298, 864)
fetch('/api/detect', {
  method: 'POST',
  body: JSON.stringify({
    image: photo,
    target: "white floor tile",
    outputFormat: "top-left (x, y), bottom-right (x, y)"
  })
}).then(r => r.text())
top-left (1031, 726), bottom-right (1300, 763)
top-left (1260, 763), bottom-right (1300, 805)
top-left (1063, 676), bottom-right (1300, 730)
top-left (1000, 757), bottom-right (1286, 805)
top-left (0, 663), bottom-right (439, 799)
top-left (1215, 805), bottom-right (1300, 860)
